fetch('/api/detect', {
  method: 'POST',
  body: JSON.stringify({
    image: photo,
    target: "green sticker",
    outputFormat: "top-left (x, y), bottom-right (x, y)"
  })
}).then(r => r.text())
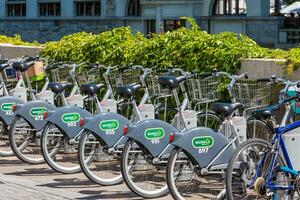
top-left (192, 136), bottom-right (214, 148)
top-left (99, 120), bottom-right (119, 131)
top-left (30, 107), bottom-right (47, 117)
top-left (62, 113), bottom-right (80, 123)
top-left (1, 103), bottom-right (15, 111)
top-left (145, 128), bottom-right (165, 140)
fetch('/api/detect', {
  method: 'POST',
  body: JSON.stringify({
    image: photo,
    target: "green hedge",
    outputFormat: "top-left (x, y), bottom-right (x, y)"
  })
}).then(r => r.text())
top-left (5, 18), bottom-right (300, 74)
top-left (0, 34), bottom-right (39, 46)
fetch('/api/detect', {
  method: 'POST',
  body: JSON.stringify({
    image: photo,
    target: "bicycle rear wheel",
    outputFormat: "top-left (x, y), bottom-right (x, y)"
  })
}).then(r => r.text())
top-left (121, 138), bottom-right (168, 198)
top-left (0, 120), bottom-right (14, 156)
top-left (78, 130), bottom-right (123, 185)
top-left (167, 148), bottom-right (225, 200)
top-left (41, 122), bottom-right (81, 174)
top-left (9, 116), bottom-right (44, 164)
top-left (226, 138), bottom-right (291, 200)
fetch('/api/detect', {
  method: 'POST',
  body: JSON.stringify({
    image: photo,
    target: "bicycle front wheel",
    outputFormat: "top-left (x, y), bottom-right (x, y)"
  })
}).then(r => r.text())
top-left (197, 111), bottom-right (223, 132)
top-left (9, 116), bottom-right (44, 164)
top-left (78, 130), bottom-right (122, 185)
top-left (41, 122), bottom-right (81, 174)
top-left (121, 139), bottom-right (168, 198)
top-left (155, 105), bottom-right (177, 124)
top-left (246, 119), bottom-right (274, 140)
top-left (226, 138), bottom-right (291, 200)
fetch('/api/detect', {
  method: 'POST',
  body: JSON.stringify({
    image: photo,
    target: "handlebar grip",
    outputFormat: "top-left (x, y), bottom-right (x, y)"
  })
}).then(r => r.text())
top-left (280, 95), bottom-right (299, 105)
top-left (199, 72), bottom-right (212, 78)
top-left (156, 69), bottom-right (170, 73)
top-left (256, 78), bottom-right (271, 83)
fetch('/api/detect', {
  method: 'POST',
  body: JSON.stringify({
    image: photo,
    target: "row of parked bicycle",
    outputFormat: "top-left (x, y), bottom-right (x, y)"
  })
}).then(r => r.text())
top-left (0, 55), bottom-right (299, 199)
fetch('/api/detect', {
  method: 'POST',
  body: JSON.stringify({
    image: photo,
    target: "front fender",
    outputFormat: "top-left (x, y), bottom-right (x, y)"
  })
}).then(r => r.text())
top-left (172, 127), bottom-right (234, 168)
top-left (14, 101), bottom-right (56, 131)
top-left (83, 112), bottom-right (131, 148)
top-left (0, 96), bottom-right (25, 125)
top-left (126, 119), bottom-right (177, 157)
top-left (46, 106), bottom-right (92, 139)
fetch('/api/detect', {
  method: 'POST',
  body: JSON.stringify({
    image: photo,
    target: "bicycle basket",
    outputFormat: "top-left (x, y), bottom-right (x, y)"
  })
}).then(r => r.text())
top-left (76, 65), bottom-right (102, 85)
top-left (107, 68), bottom-right (141, 89)
top-left (145, 70), bottom-right (173, 97)
top-left (232, 79), bottom-right (271, 108)
top-left (187, 74), bottom-right (221, 103)
top-left (48, 63), bottom-right (74, 83)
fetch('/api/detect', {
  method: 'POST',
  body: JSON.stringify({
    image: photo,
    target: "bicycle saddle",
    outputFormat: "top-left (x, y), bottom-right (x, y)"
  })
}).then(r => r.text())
top-left (48, 82), bottom-right (73, 94)
top-left (252, 109), bottom-right (273, 120)
top-left (11, 61), bottom-right (35, 72)
top-left (158, 76), bottom-right (186, 89)
top-left (211, 102), bottom-right (243, 117)
top-left (116, 83), bottom-right (142, 97)
top-left (80, 84), bottom-right (104, 95)
top-left (0, 63), bottom-right (9, 71)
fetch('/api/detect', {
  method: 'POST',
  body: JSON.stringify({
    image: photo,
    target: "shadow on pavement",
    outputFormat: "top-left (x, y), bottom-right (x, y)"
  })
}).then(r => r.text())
top-left (38, 178), bottom-right (96, 189)
top-left (0, 157), bottom-right (26, 165)
top-left (4, 167), bottom-right (58, 176)
top-left (77, 190), bottom-right (142, 200)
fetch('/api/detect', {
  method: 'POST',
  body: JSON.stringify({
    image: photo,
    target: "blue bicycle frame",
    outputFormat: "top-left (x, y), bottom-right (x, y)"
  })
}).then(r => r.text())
top-left (252, 120), bottom-right (300, 199)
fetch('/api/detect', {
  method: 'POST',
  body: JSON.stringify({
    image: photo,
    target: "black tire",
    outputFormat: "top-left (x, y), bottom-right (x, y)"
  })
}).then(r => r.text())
top-left (167, 147), bottom-right (225, 200)
top-left (0, 120), bottom-right (14, 156)
top-left (155, 105), bottom-right (177, 124)
top-left (226, 138), bottom-right (289, 200)
top-left (78, 130), bottom-right (123, 185)
top-left (121, 138), bottom-right (168, 198)
top-left (246, 118), bottom-right (274, 140)
top-left (197, 111), bottom-right (223, 132)
top-left (41, 122), bottom-right (81, 174)
top-left (9, 116), bottom-right (44, 164)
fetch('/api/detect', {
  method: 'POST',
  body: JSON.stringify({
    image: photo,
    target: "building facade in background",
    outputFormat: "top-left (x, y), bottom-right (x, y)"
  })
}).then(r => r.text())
top-left (0, 0), bottom-right (289, 47)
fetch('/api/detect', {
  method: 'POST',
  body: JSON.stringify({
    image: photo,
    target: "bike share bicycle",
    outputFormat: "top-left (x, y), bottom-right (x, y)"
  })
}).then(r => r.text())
top-left (0, 57), bottom-right (44, 156)
top-left (120, 70), bottom-right (278, 199)
top-left (226, 78), bottom-right (300, 200)
top-left (120, 71), bottom-right (233, 198)
top-left (197, 71), bottom-right (275, 140)
top-left (77, 65), bottom-right (181, 185)
top-left (41, 65), bottom-right (156, 174)
top-left (9, 61), bottom-right (86, 164)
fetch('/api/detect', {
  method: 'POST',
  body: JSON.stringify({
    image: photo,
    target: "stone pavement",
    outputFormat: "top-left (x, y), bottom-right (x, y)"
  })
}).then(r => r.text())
top-left (0, 156), bottom-right (172, 200)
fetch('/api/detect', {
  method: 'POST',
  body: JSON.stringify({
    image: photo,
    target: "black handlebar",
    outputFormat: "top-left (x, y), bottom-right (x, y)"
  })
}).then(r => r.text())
top-left (199, 72), bottom-right (213, 78)
top-left (256, 78), bottom-right (271, 83)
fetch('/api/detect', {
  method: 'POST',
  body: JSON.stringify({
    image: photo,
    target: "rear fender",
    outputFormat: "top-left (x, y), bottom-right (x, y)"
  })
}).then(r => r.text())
top-left (83, 112), bottom-right (131, 148)
top-left (172, 127), bottom-right (234, 168)
top-left (45, 106), bottom-right (92, 139)
top-left (126, 119), bottom-right (177, 157)
top-left (0, 96), bottom-right (25, 125)
top-left (14, 101), bottom-right (56, 131)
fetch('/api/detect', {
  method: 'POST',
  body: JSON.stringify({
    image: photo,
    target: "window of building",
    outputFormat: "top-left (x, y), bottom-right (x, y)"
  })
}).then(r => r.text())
top-left (39, 2), bottom-right (61, 16)
top-left (164, 20), bottom-right (186, 32)
top-left (75, 0), bottom-right (100, 16)
top-left (146, 20), bottom-right (156, 35)
top-left (128, 0), bottom-right (141, 16)
top-left (213, 0), bottom-right (246, 15)
top-left (6, 0), bottom-right (26, 17)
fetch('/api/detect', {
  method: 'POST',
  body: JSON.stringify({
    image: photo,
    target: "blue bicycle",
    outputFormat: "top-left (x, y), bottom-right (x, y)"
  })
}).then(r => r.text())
top-left (226, 92), bottom-right (300, 199)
